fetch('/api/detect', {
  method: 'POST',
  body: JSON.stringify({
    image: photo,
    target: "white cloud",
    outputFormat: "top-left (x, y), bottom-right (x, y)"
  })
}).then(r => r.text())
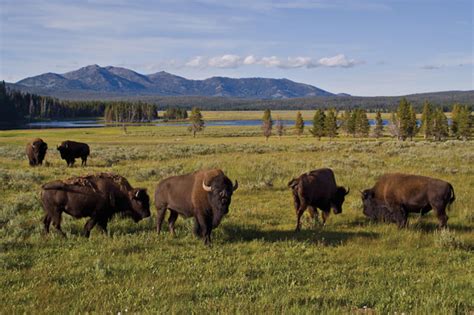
top-left (185, 56), bottom-right (205, 67)
top-left (317, 54), bottom-right (358, 67)
top-left (208, 54), bottom-right (241, 68)
top-left (184, 54), bottom-right (363, 69)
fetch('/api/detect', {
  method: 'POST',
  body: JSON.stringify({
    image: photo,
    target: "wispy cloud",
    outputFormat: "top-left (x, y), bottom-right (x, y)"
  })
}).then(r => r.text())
top-left (184, 54), bottom-right (363, 69)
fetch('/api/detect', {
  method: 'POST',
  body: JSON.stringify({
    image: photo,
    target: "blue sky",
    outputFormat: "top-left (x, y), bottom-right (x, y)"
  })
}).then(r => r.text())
top-left (0, 0), bottom-right (472, 96)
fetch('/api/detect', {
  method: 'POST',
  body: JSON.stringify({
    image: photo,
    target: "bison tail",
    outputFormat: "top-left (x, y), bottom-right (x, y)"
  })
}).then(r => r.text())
top-left (448, 183), bottom-right (456, 205)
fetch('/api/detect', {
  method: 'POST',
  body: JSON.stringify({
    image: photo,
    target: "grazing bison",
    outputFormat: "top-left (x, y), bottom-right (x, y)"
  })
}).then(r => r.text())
top-left (41, 173), bottom-right (150, 237)
top-left (361, 173), bottom-right (455, 228)
top-left (26, 138), bottom-right (48, 166)
top-left (288, 168), bottom-right (349, 231)
top-left (154, 169), bottom-right (238, 245)
top-left (57, 140), bottom-right (90, 167)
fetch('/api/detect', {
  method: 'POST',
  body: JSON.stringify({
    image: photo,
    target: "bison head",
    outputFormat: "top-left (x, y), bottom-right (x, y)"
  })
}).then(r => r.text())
top-left (127, 188), bottom-right (151, 222)
top-left (202, 175), bottom-right (238, 226)
top-left (32, 140), bottom-right (48, 160)
top-left (361, 189), bottom-right (379, 219)
top-left (331, 186), bottom-right (350, 214)
top-left (57, 143), bottom-right (68, 159)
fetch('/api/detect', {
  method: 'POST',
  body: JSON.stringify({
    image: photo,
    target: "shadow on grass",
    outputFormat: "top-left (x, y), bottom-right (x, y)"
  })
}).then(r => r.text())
top-left (221, 224), bottom-right (379, 246)
top-left (413, 221), bottom-right (474, 233)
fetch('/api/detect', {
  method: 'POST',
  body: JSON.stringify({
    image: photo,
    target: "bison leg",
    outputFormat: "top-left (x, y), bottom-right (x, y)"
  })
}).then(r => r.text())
top-left (97, 219), bottom-right (108, 234)
top-left (307, 206), bottom-right (319, 227)
top-left (81, 156), bottom-right (87, 166)
top-left (434, 206), bottom-right (448, 228)
top-left (83, 218), bottom-right (97, 238)
top-left (156, 206), bottom-right (167, 234)
top-left (51, 212), bottom-right (66, 237)
top-left (196, 214), bottom-right (212, 246)
top-left (168, 210), bottom-right (178, 237)
top-left (321, 210), bottom-right (330, 226)
top-left (395, 206), bottom-right (409, 228)
top-left (295, 203), bottom-right (307, 232)
top-left (43, 214), bottom-right (51, 234)
top-left (193, 217), bottom-right (202, 237)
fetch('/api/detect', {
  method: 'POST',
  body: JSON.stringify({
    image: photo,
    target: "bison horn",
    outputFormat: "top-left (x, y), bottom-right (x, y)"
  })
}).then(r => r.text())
top-left (135, 190), bottom-right (140, 198)
top-left (202, 181), bottom-right (212, 192)
top-left (345, 187), bottom-right (350, 195)
top-left (233, 180), bottom-right (239, 191)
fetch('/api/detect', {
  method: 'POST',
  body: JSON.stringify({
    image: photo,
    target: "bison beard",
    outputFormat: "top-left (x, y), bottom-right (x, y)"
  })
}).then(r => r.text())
top-left (154, 169), bottom-right (238, 245)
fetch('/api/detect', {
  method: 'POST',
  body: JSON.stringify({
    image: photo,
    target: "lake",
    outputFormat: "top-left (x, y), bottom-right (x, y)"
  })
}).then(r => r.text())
top-left (21, 119), bottom-right (391, 129)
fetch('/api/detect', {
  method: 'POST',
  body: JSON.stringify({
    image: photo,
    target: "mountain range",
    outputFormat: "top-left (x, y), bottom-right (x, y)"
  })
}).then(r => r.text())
top-left (11, 64), bottom-right (335, 99)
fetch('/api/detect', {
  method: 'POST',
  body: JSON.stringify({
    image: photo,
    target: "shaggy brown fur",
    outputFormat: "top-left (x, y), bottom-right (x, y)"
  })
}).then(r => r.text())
top-left (26, 138), bottom-right (48, 166)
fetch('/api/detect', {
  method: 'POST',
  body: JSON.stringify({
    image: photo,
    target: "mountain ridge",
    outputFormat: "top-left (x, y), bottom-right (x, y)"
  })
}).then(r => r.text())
top-left (14, 64), bottom-right (335, 99)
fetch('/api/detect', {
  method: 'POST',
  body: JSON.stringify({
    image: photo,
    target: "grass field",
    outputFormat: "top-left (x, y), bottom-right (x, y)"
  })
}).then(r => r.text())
top-left (0, 123), bottom-right (473, 313)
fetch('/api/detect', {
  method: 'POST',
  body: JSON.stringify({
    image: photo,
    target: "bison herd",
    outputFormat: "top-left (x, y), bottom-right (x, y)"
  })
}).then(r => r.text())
top-left (29, 138), bottom-right (456, 245)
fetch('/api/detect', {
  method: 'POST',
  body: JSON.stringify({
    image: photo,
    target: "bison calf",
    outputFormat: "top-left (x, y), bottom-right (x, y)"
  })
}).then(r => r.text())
top-left (57, 140), bottom-right (90, 167)
top-left (361, 173), bottom-right (455, 228)
top-left (288, 168), bottom-right (349, 231)
top-left (41, 173), bottom-right (150, 237)
top-left (26, 138), bottom-right (48, 166)
top-left (154, 169), bottom-right (238, 245)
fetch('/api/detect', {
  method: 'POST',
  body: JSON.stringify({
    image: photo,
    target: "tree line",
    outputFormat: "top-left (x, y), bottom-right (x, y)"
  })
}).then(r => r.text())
top-left (261, 98), bottom-right (473, 141)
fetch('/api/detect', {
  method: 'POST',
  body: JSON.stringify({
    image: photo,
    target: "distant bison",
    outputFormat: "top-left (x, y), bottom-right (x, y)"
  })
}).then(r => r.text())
top-left (361, 173), bottom-right (455, 228)
top-left (57, 140), bottom-right (90, 167)
top-left (154, 169), bottom-right (238, 245)
top-left (288, 168), bottom-right (349, 231)
top-left (26, 138), bottom-right (48, 166)
top-left (41, 173), bottom-right (150, 237)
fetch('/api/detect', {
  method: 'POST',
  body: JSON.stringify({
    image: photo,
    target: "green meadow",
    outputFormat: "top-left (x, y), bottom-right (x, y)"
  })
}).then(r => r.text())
top-left (0, 122), bottom-right (473, 313)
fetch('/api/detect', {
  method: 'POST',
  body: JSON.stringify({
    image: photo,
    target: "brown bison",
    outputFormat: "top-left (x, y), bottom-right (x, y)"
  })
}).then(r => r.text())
top-left (26, 138), bottom-right (48, 166)
top-left (41, 173), bottom-right (150, 237)
top-left (57, 140), bottom-right (90, 167)
top-left (288, 168), bottom-right (349, 231)
top-left (361, 173), bottom-right (455, 228)
top-left (154, 169), bottom-right (238, 245)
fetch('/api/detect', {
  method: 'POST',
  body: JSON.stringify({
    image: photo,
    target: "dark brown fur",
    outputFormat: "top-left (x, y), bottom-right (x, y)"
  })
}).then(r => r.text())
top-left (26, 138), bottom-right (48, 166)
top-left (154, 169), bottom-right (238, 245)
top-left (288, 168), bottom-right (349, 231)
top-left (361, 173), bottom-right (455, 228)
top-left (57, 140), bottom-right (90, 167)
top-left (41, 173), bottom-right (150, 237)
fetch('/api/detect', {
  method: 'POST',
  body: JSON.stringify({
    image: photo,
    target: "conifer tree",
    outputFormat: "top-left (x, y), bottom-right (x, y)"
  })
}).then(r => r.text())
top-left (275, 116), bottom-right (285, 138)
top-left (325, 109), bottom-right (338, 138)
top-left (188, 107), bottom-right (205, 137)
top-left (355, 109), bottom-right (370, 137)
top-left (294, 111), bottom-right (305, 138)
top-left (262, 109), bottom-right (273, 140)
top-left (420, 101), bottom-right (433, 139)
top-left (348, 110), bottom-right (357, 137)
top-left (454, 105), bottom-right (472, 140)
top-left (373, 110), bottom-right (384, 138)
top-left (310, 109), bottom-right (325, 139)
top-left (432, 108), bottom-right (448, 141)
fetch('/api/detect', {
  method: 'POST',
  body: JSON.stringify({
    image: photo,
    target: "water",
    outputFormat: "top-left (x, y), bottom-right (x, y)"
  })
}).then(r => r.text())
top-left (20, 119), bottom-right (390, 129)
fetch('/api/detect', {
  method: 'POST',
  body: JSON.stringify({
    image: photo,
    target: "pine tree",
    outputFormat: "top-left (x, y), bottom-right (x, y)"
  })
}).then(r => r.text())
top-left (373, 110), bottom-right (384, 138)
top-left (454, 105), bottom-right (472, 140)
top-left (450, 104), bottom-right (461, 137)
top-left (188, 107), bottom-right (205, 137)
top-left (325, 109), bottom-right (338, 138)
top-left (432, 108), bottom-right (448, 141)
top-left (275, 116), bottom-right (285, 138)
top-left (310, 109), bottom-right (325, 139)
top-left (355, 109), bottom-right (370, 137)
top-left (420, 101), bottom-right (433, 139)
top-left (262, 109), bottom-right (273, 140)
top-left (408, 106), bottom-right (418, 140)
top-left (348, 111), bottom-right (357, 137)
top-left (294, 111), bottom-right (305, 138)
top-left (341, 110), bottom-right (352, 135)
top-left (396, 98), bottom-right (412, 140)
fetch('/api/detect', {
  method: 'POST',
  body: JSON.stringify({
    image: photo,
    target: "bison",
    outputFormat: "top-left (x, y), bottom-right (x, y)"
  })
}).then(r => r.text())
top-left (154, 169), bottom-right (238, 245)
top-left (361, 173), bottom-right (455, 228)
top-left (26, 138), bottom-right (48, 166)
top-left (41, 173), bottom-right (150, 237)
top-left (288, 168), bottom-right (349, 231)
top-left (57, 140), bottom-right (90, 167)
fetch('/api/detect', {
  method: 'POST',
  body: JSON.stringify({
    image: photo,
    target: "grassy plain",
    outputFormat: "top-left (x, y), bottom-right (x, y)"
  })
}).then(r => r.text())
top-left (0, 123), bottom-right (473, 313)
